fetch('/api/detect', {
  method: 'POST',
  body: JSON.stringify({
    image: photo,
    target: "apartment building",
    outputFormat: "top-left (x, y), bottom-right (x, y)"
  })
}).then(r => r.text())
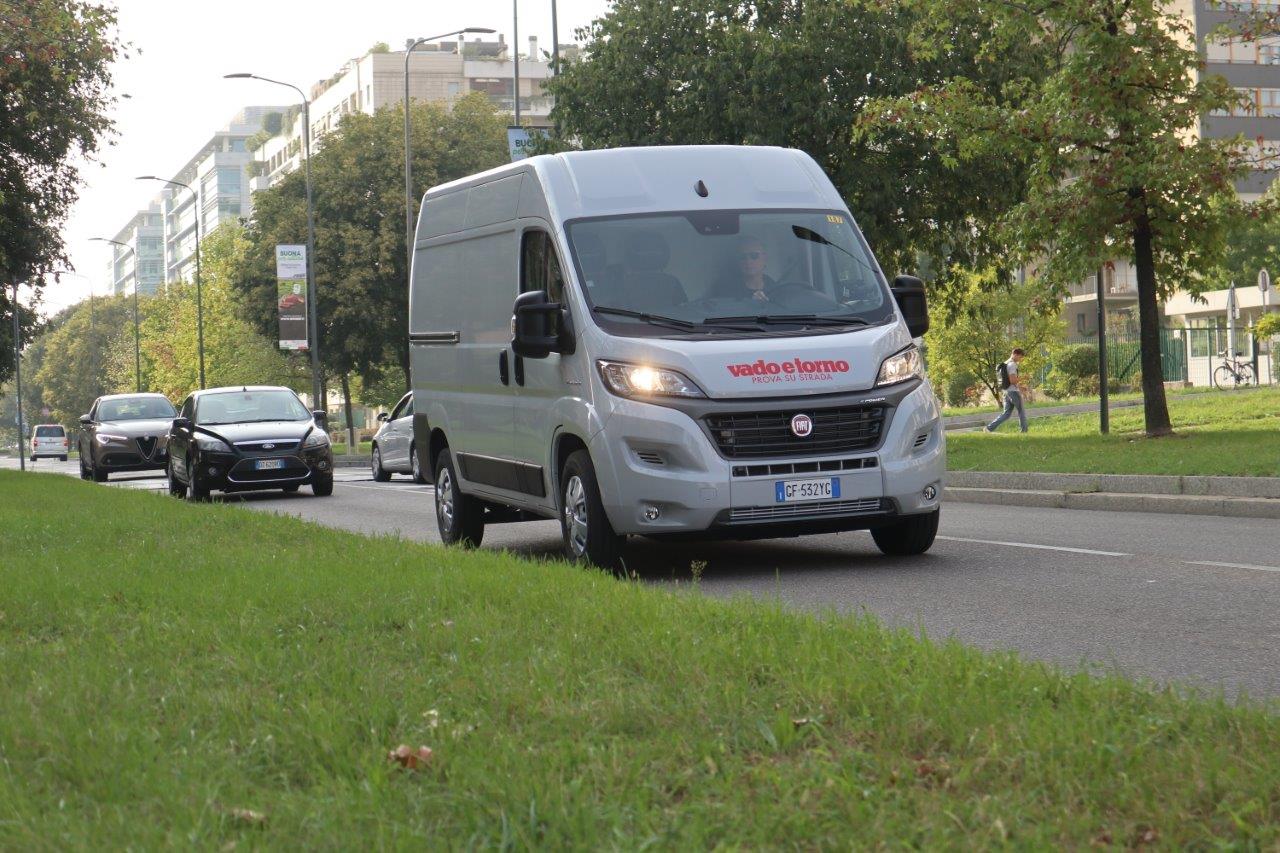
top-left (251, 35), bottom-right (556, 191)
top-left (105, 107), bottom-right (285, 293)
top-left (1061, 0), bottom-right (1278, 384)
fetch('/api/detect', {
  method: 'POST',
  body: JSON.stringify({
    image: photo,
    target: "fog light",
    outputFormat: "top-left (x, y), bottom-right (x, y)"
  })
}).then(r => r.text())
top-left (922, 484), bottom-right (937, 501)
top-left (317, 459), bottom-right (330, 471)
top-left (643, 505), bottom-right (660, 521)
top-left (208, 466), bottom-right (219, 476)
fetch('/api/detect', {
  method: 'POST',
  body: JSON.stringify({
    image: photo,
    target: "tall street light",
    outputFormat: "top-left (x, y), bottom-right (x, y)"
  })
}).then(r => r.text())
top-left (403, 27), bottom-right (495, 275)
top-left (90, 237), bottom-right (143, 393)
top-left (136, 175), bottom-right (205, 389)
top-left (9, 279), bottom-right (24, 471)
top-left (224, 73), bottom-right (322, 409)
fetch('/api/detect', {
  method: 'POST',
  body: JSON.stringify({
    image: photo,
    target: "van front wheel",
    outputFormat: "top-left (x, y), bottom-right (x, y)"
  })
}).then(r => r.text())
top-left (560, 450), bottom-right (624, 571)
top-left (434, 448), bottom-right (484, 547)
top-left (871, 509), bottom-right (940, 556)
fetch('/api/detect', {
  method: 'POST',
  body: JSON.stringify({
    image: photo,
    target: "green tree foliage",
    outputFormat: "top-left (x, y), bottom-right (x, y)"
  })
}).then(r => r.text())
top-left (857, 0), bottom-right (1268, 435)
top-left (545, 0), bottom-right (1050, 293)
top-left (231, 93), bottom-right (508, 388)
top-left (119, 224), bottom-right (305, 401)
top-left (32, 294), bottom-right (134, 421)
top-left (0, 1), bottom-right (124, 382)
top-left (925, 269), bottom-right (1064, 405)
top-left (1206, 203), bottom-right (1280, 293)
top-left (1254, 313), bottom-right (1280, 344)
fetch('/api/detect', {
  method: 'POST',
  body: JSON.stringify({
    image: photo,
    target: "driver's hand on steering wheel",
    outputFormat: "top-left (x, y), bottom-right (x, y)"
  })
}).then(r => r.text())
top-left (750, 289), bottom-right (770, 302)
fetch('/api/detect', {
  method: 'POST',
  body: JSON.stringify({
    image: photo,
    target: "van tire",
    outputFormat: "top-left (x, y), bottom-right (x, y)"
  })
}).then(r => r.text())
top-left (871, 509), bottom-right (939, 556)
top-left (434, 448), bottom-right (484, 547)
top-left (559, 450), bottom-right (624, 571)
top-left (59, 454), bottom-right (68, 462)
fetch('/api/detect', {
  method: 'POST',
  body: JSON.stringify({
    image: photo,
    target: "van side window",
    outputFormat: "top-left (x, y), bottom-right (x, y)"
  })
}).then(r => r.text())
top-left (521, 230), bottom-right (565, 303)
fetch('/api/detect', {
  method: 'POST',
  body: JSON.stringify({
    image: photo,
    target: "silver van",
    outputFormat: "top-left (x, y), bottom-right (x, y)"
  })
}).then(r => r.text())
top-left (409, 146), bottom-right (944, 568)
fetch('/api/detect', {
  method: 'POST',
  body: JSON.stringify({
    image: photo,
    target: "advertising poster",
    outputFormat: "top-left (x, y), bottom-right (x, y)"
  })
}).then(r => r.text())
top-left (276, 244), bottom-right (308, 350)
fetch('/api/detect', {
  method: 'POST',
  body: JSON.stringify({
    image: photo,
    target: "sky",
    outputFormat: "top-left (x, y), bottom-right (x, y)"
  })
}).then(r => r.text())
top-left (45, 0), bottom-right (611, 317)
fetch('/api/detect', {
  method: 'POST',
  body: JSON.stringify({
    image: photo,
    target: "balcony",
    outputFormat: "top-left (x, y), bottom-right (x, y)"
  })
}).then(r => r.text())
top-left (1067, 279), bottom-right (1137, 299)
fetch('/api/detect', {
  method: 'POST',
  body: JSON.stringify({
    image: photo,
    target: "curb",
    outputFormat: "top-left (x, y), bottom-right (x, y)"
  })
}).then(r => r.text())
top-left (948, 470), bottom-right (1280, 499)
top-left (331, 456), bottom-right (368, 469)
top-left (945, 486), bottom-right (1280, 520)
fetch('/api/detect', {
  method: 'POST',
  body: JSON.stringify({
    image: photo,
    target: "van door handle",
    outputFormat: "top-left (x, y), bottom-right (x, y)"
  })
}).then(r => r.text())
top-left (514, 353), bottom-right (525, 387)
top-left (498, 350), bottom-right (510, 385)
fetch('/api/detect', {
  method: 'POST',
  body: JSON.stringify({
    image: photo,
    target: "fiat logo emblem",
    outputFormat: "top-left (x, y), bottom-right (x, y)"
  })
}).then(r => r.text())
top-left (263, 443), bottom-right (275, 450)
top-left (790, 414), bottom-right (813, 437)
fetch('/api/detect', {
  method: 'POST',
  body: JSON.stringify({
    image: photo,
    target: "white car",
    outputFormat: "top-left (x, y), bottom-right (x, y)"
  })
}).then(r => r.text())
top-left (370, 392), bottom-right (426, 483)
top-left (31, 424), bottom-right (69, 461)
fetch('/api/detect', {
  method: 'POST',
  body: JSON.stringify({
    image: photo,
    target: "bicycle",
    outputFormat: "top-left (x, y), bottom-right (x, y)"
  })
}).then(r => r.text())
top-left (1212, 350), bottom-right (1255, 390)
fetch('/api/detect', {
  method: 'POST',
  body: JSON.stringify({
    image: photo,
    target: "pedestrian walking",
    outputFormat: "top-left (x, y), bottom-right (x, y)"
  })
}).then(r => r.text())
top-left (985, 348), bottom-right (1028, 433)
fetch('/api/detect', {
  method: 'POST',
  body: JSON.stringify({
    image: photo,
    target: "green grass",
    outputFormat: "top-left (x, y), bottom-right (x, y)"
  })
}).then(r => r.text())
top-left (329, 439), bottom-right (373, 455)
top-left (949, 386), bottom-right (1280, 477)
top-left (2, 472), bottom-right (1279, 846)
top-left (939, 385), bottom-right (1218, 418)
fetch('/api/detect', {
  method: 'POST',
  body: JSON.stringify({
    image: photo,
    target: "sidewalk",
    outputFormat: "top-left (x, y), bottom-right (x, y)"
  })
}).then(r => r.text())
top-left (946, 470), bottom-right (1280, 519)
top-left (943, 398), bottom-right (1142, 431)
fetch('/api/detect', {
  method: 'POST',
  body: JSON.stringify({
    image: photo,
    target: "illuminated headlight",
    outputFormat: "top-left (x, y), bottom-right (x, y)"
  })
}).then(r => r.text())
top-left (195, 436), bottom-right (232, 452)
top-left (875, 344), bottom-right (923, 387)
top-left (597, 360), bottom-right (706, 399)
top-left (303, 431), bottom-right (330, 449)
top-left (95, 433), bottom-right (128, 445)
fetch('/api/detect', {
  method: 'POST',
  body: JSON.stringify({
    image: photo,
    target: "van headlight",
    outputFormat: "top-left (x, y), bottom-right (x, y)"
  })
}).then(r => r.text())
top-left (597, 360), bottom-right (706, 399)
top-left (303, 431), bottom-right (330, 449)
top-left (875, 344), bottom-right (923, 387)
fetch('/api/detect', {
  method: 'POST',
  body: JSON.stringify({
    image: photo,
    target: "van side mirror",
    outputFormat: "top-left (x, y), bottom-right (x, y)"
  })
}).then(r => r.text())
top-left (79, 414), bottom-right (92, 425)
top-left (891, 275), bottom-right (930, 338)
top-left (511, 290), bottom-right (575, 359)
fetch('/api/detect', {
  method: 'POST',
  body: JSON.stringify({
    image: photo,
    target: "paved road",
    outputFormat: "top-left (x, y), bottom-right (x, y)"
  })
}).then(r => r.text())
top-left (7, 456), bottom-right (1280, 700)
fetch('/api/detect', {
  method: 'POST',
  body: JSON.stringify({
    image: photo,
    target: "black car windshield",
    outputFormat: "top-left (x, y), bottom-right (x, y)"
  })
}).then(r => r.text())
top-left (98, 396), bottom-right (176, 421)
top-left (196, 390), bottom-right (310, 425)
top-left (566, 210), bottom-right (893, 337)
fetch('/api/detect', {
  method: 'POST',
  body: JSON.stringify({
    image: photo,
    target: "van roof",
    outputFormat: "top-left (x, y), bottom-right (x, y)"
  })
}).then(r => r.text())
top-left (424, 145), bottom-right (846, 223)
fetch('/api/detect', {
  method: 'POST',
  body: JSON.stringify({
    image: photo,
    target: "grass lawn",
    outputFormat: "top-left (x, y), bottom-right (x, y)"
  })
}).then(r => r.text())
top-left (329, 440), bottom-right (373, 456)
top-left (1, 472), bottom-right (1279, 846)
top-left (940, 385), bottom-right (1218, 418)
top-left (948, 386), bottom-right (1280, 477)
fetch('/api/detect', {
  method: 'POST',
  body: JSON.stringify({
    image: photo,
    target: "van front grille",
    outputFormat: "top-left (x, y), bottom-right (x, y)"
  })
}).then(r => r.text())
top-left (726, 498), bottom-right (886, 523)
top-left (705, 405), bottom-right (886, 459)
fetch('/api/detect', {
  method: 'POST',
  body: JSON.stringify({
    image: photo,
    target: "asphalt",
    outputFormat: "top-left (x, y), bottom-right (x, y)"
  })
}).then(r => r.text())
top-left (6, 456), bottom-right (1280, 701)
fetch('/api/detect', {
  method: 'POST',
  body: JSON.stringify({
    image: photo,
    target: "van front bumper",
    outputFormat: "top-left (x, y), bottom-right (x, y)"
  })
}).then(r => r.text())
top-left (589, 379), bottom-right (945, 537)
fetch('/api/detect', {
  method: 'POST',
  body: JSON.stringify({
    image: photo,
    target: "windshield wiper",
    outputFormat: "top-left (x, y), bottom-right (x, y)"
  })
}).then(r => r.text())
top-left (593, 306), bottom-right (699, 330)
top-left (702, 313), bottom-right (871, 328)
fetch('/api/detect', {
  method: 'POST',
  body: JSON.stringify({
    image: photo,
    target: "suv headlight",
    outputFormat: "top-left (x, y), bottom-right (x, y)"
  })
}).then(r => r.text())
top-left (303, 431), bottom-right (330, 449)
top-left (875, 344), bottom-right (923, 387)
top-left (195, 436), bottom-right (232, 452)
top-left (95, 433), bottom-right (128, 445)
top-left (597, 360), bottom-right (706, 399)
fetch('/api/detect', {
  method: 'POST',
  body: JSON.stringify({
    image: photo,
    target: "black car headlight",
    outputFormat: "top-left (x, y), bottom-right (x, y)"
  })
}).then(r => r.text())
top-left (303, 432), bottom-right (330, 449)
top-left (195, 436), bottom-right (233, 452)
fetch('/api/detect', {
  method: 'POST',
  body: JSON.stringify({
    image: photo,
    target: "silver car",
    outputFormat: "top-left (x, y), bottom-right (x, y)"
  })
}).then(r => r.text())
top-left (370, 392), bottom-right (425, 483)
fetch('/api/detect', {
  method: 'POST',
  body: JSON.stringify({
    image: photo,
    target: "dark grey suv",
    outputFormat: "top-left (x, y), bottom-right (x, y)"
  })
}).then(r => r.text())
top-left (78, 393), bottom-right (177, 481)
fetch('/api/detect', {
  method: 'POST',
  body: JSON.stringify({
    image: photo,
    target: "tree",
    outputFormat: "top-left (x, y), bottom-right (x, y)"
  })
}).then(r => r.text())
top-left (32, 294), bottom-right (134, 421)
top-left (0, 1), bottom-right (124, 382)
top-left (544, 0), bottom-right (1051, 301)
top-left (924, 269), bottom-right (1064, 405)
top-left (857, 0), bottom-right (1269, 436)
top-left (230, 93), bottom-right (509, 394)
top-left (1206, 198), bottom-right (1280, 292)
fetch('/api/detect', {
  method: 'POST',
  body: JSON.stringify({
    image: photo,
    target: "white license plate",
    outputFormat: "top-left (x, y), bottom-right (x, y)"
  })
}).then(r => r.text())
top-left (775, 477), bottom-right (840, 503)
top-left (255, 458), bottom-right (286, 471)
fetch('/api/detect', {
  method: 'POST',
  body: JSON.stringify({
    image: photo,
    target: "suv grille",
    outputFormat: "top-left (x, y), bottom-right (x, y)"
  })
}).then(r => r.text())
top-left (705, 405), bottom-right (886, 459)
top-left (136, 436), bottom-right (157, 459)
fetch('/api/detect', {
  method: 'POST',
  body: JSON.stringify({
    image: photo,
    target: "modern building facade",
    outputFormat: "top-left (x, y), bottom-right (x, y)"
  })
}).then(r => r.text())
top-left (250, 35), bottom-right (556, 191)
top-left (104, 106), bottom-right (284, 293)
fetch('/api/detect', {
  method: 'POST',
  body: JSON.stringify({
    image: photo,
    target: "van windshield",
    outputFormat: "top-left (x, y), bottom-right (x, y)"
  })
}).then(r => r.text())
top-left (566, 210), bottom-right (893, 336)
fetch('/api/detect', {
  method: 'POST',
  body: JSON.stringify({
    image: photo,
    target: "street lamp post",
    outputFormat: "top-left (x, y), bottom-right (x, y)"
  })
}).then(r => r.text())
top-left (551, 0), bottom-right (560, 73)
top-left (10, 279), bottom-right (24, 471)
top-left (90, 237), bottom-right (143, 392)
top-left (513, 1), bottom-right (521, 126)
top-left (224, 73), bottom-right (323, 409)
top-left (137, 176), bottom-right (204, 389)
top-left (403, 28), bottom-right (495, 275)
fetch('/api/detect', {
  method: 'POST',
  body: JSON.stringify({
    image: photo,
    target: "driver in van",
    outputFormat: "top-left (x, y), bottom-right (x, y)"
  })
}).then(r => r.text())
top-left (731, 236), bottom-right (776, 302)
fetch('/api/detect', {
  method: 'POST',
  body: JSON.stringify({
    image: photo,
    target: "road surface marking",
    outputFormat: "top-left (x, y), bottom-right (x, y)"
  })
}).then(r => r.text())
top-left (333, 482), bottom-right (434, 495)
top-left (936, 536), bottom-right (1130, 557)
top-left (1186, 560), bottom-right (1280, 574)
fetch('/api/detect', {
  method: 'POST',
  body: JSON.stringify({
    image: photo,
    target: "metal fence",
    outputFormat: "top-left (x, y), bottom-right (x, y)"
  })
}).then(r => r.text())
top-left (1065, 327), bottom-right (1188, 383)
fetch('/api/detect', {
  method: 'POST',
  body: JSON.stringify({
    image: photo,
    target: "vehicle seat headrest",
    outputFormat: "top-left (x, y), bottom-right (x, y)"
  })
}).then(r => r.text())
top-left (624, 230), bottom-right (671, 272)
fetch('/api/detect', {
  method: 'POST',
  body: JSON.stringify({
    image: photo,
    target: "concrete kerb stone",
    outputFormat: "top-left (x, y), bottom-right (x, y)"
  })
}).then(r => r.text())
top-left (947, 470), bottom-right (1280, 499)
top-left (945, 485), bottom-right (1280, 519)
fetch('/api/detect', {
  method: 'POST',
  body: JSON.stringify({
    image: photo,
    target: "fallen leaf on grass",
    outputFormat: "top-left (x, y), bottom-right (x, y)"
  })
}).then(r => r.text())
top-left (1136, 827), bottom-right (1159, 846)
top-left (217, 805), bottom-right (266, 826)
top-left (388, 744), bottom-right (433, 769)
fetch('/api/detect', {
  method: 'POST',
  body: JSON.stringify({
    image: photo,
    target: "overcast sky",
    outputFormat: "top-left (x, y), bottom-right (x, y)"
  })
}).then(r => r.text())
top-left (45, 0), bottom-right (610, 317)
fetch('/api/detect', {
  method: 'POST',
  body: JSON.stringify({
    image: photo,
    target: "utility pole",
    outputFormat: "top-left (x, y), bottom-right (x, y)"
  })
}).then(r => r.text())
top-left (11, 280), bottom-right (25, 471)
top-left (551, 0), bottom-right (560, 73)
top-left (1096, 267), bottom-right (1109, 435)
top-left (513, 0), bottom-right (521, 126)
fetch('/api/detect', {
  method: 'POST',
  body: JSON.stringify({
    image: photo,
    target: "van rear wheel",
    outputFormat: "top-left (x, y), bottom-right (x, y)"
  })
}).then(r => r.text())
top-left (434, 448), bottom-right (484, 547)
top-left (871, 509), bottom-right (940, 556)
top-left (560, 450), bottom-right (624, 571)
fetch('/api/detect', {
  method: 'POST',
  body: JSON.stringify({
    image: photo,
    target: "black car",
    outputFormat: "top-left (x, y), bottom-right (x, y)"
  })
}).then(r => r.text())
top-left (78, 393), bottom-right (177, 481)
top-left (166, 386), bottom-right (333, 500)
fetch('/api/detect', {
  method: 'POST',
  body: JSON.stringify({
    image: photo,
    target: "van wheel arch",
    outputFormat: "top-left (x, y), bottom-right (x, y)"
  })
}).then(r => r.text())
top-left (552, 431), bottom-right (590, 509)
top-left (427, 427), bottom-right (449, 478)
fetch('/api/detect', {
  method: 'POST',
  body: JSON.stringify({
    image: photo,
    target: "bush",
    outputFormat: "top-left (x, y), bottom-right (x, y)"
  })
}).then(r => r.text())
top-left (942, 370), bottom-right (982, 407)
top-left (1043, 343), bottom-right (1099, 399)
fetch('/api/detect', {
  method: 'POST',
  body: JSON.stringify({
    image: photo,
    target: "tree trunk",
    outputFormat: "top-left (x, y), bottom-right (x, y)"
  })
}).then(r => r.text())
top-left (340, 372), bottom-right (356, 456)
top-left (1131, 212), bottom-right (1173, 436)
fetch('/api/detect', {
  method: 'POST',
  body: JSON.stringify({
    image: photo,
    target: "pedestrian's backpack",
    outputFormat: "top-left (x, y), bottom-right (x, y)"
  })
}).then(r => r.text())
top-left (997, 361), bottom-right (1011, 390)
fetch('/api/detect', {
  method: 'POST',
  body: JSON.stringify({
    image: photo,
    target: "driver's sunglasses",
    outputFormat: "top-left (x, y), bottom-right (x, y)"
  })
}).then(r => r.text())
top-left (739, 251), bottom-right (764, 260)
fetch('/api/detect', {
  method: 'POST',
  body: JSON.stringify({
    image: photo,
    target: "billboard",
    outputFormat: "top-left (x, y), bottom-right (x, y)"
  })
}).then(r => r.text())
top-left (276, 244), bottom-right (308, 350)
top-left (508, 126), bottom-right (532, 162)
